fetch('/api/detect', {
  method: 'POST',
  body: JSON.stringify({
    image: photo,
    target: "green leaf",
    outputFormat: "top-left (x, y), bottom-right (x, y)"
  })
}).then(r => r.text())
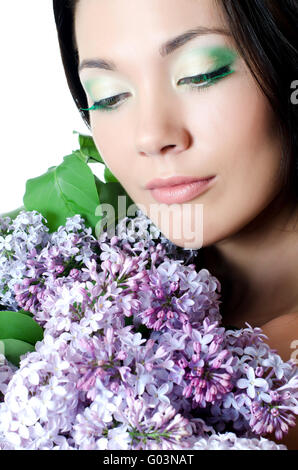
top-left (71, 149), bottom-right (87, 165)
top-left (94, 176), bottom-right (135, 212)
top-left (23, 154), bottom-right (102, 234)
top-left (104, 166), bottom-right (119, 183)
top-left (77, 132), bottom-right (104, 164)
top-left (0, 311), bottom-right (44, 345)
top-left (17, 309), bottom-right (34, 318)
top-left (1, 338), bottom-right (35, 367)
top-left (71, 149), bottom-right (101, 165)
top-left (94, 175), bottom-right (136, 236)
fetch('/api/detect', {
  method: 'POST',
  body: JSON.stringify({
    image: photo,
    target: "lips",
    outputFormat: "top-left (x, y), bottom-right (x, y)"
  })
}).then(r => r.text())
top-left (147, 176), bottom-right (216, 204)
top-left (145, 175), bottom-right (214, 190)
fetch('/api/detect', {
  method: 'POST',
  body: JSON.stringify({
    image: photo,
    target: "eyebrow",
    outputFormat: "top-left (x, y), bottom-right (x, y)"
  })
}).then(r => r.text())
top-left (78, 26), bottom-right (231, 73)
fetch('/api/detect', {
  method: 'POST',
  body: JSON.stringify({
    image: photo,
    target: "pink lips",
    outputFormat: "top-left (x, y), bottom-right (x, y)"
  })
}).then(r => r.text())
top-left (146, 176), bottom-right (216, 204)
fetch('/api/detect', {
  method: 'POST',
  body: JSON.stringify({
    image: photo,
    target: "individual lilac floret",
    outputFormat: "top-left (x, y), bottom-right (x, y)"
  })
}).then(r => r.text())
top-left (237, 367), bottom-right (269, 400)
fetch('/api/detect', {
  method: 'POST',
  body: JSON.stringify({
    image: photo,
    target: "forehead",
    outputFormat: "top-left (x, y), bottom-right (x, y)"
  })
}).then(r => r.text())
top-left (74, 0), bottom-right (229, 61)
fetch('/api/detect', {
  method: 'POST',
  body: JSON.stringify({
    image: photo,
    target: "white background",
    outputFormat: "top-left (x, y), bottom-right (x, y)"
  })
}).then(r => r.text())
top-left (0, 1), bottom-right (98, 214)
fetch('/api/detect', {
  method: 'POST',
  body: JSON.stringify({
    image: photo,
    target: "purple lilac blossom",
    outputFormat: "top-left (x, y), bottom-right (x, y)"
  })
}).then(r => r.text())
top-left (0, 209), bottom-right (296, 450)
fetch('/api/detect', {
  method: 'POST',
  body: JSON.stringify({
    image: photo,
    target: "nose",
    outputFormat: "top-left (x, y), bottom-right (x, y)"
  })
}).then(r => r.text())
top-left (135, 89), bottom-right (191, 158)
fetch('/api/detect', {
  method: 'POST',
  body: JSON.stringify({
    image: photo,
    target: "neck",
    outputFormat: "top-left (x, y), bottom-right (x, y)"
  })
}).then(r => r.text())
top-left (202, 192), bottom-right (298, 329)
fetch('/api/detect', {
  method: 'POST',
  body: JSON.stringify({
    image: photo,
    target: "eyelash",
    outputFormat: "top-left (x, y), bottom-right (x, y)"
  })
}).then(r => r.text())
top-left (81, 65), bottom-right (234, 113)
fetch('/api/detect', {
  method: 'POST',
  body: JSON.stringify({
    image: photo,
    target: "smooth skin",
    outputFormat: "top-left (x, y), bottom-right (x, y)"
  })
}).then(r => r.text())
top-left (74, 0), bottom-right (298, 448)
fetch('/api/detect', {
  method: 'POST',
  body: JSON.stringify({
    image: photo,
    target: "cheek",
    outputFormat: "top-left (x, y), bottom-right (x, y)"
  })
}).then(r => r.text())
top-left (191, 72), bottom-right (280, 164)
top-left (191, 73), bottom-right (282, 198)
top-left (183, 74), bottom-right (283, 245)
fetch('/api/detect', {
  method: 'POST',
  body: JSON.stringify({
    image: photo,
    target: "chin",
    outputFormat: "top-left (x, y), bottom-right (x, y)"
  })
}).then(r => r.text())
top-left (145, 203), bottom-right (206, 250)
top-left (159, 230), bottom-right (203, 250)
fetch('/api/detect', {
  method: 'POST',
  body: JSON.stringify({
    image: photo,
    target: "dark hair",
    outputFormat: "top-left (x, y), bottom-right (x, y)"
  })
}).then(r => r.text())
top-left (52, 0), bottom-right (298, 201)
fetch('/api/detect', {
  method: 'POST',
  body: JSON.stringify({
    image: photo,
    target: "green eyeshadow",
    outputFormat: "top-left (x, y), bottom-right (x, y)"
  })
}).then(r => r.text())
top-left (204, 45), bottom-right (238, 69)
top-left (175, 44), bottom-right (238, 76)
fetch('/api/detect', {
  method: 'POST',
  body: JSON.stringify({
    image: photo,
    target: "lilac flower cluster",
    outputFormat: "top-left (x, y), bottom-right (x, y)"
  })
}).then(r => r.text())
top-left (0, 210), bottom-right (297, 450)
top-left (0, 211), bottom-right (50, 311)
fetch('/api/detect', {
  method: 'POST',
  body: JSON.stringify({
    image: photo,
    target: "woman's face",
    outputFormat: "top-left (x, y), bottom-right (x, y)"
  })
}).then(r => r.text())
top-left (75, 0), bottom-right (283, 249)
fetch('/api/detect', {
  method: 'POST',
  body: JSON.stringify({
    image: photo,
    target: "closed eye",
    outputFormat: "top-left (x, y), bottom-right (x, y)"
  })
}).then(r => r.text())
top-left (177, 64), bottom-right (234, 88)
top-left (81, 92), bottom-right (131, 113)
top-left (80, 64), bottom-right (234, 113)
